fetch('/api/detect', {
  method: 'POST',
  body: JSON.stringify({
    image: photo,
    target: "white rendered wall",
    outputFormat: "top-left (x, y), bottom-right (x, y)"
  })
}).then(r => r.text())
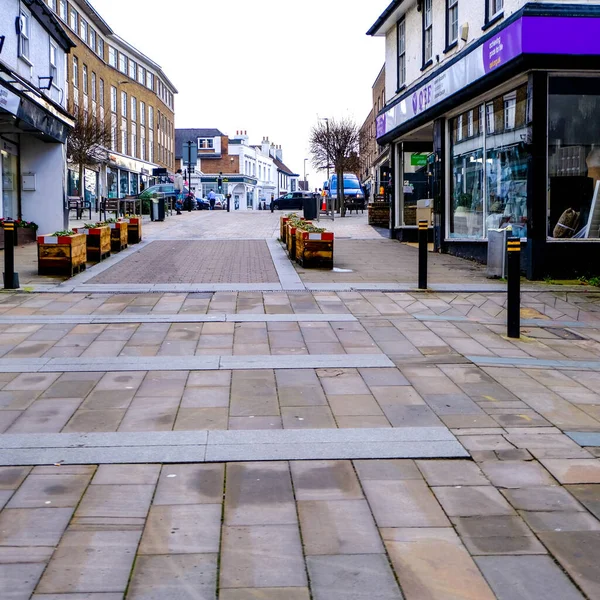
top-left (20, 137), bottom-right (67, 234)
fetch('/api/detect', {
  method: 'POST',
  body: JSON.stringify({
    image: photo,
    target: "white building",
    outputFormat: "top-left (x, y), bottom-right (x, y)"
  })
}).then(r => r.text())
top-left (369, 0), bottom-right (600, 278)
top-left (0, 0), bottom-right (75, 235)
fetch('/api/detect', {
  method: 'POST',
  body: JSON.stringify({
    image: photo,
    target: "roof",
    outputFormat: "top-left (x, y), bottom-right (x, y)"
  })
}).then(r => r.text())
top-left (175, 128), bottom-right (225, 159)
top-left (25, 0), bottom-right (76, 52)
top-left (273, 157), bottom-right (297, 176)
top-left (366, 0), bottom-right (407, 36)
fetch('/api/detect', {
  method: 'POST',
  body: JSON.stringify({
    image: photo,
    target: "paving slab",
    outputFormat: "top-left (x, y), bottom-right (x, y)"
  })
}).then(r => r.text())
top-left (0, 563), bottom-right (46, 600)
top-left (475, 555), bottom-right (584, 600)
top-left (520, 510), bottom-right (600, 532)
top-left (565, 484), bottom-right (600, 519)
top-left (75, 484), bottom-right (154, 519)
top-left (479, 460), bottom-right (557, 488)
top-left (35, 530), bottom-right (141, 594)
top-left (415, 459), bottom-right (488, 486)
top-left (291, 460), bottom-right (363, 501)
top-left (432, 486), bottom-right (515, 517)
top-left (138, 504), bottom-right (222, 554)
top-left (219, 525), bottom-right (306, 589)
top-left (306, 554), bottom-right (404, 600)
top-left (501, 486), bottom-right (584, 512)
top-left (539, 458), bottom-right (600, 484)
top-left (153, 464), bottom-right (224, 505)
top-left (7, 472), bottom-right (92, 508)
top-left (0, 507), bottom-right (73, 547)
top-left (126, 554), bottom-right (218, 600)
top-left (219, 590), bottom-right (310, 600)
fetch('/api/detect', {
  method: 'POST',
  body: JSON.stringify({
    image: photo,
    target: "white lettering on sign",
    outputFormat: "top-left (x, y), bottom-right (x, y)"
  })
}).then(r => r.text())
top-left (0, 84), bottom-right (21, 116)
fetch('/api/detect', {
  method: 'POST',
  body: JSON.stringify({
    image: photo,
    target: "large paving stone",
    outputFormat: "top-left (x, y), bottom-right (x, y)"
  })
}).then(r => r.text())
top-left (565, 484), bottom-right (600, 519)
top-left (432, 486), bottom-right (515, 517)
top-left (225, 462), bottom-right (295, 525)
top-left (138, 504), bottom-right (222, 554)
top-left (127, 554), bottom-right (217, 600)
top-left (362, 480), bottom-right (449, 527)
top-left (7, 399), bottom-right (82, 433)
top-left (298, 499), bottom-right (384, 555)
top-left (521, 510), bottom-right (600, 533)
top-left (7, 473), bottom-right (92, 508)
top-left (383, 528), bottom-right (495, 600)
top-left (91, 464), bottom-right (160, 485)
top-left (353, 459), bottom-right (423, 481)
top-left (0, 508), bottom-right (73, 547)
top-left (0, 547), bottom-right (54, 565)
top-left (536, 532), bottom-right (600, 599)
top-left (415, 459), bottom-right (488, 486)
top-left (219, 589), bottom-right (310, 600)
top-left (290, 461), bottom-right (363, 501)
top-left (75, 484), bottom-right (154, 519)
top-left (0, 467), bottom-right (31, 490)
top-left (230, 370), bottom-right (278, 417)
top-left (502, 486), bottom-right (584, 512)
top-left (0, 563), bottom-right (45, 600)
top-left (539, 459), bottom-right (600, 484)
top-left (475, 555), bottom-right (584, 600)
top-left (479, 460), bottom-right (557, 488)
top-left (153, 464), bottom-right (224, 505)
top-left (32, 594), bottom-right (123, 599)
top-left (306, 554), bottom-right (403, 600)
top-left (220, 525), bottom-right (306, 589)
top-left (36, 530), bottom-right (141, 594)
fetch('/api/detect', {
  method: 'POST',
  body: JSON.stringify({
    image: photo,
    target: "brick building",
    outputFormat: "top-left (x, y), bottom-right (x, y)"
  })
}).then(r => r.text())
top-left (44, 0), bottom-right (177, 202)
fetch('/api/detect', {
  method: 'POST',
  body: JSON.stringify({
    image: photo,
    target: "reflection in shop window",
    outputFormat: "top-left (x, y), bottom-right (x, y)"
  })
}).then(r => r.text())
top-left (548, 77), bottom-right (600, 239)
top-left (120, 170), bottom-right (128, 197)
top-left (107, 167), bottom-right (118, 199)
top-left (450, 84), bottom-right (529, 239)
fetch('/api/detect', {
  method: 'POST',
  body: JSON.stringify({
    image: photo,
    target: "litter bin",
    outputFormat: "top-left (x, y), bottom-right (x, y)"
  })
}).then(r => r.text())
top-left (303, 195), bottom-right (318, 220)
top-left (487, 228), bottom-right (508, 278)
top-left (150, 193), bottom-right (166, 222)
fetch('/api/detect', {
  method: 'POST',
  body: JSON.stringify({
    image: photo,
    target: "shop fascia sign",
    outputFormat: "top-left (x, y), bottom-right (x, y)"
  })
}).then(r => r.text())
top-left (0, 82), bottom-right (21, 116)
top-left (376, 15), bottom-right (600, 139)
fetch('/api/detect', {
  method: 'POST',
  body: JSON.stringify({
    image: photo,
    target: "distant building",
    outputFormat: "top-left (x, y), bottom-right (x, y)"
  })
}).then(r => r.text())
top-left (368, 0), bottom-right (600, 278)
top-left (0, 0), bottom-right (75, 234)
top-left (45, 0), bottom-right (177, 202)
top-left (175, 129), bottom-right (298, 209)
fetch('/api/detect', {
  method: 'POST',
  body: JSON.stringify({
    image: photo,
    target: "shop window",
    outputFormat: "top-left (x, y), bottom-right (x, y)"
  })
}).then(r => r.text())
top-left (446, 0), bottom-right (458, 47)
top-left (548, 76), bottom-right (600, 239)
top-left (107, 167), bottom-right (118, 198)
top-left (423, 0), bottom-right (433, 66)
top-left (397, 17), bottom-right (406, 89)
top-left (449, 85), bottom-right (529, 240)
top-left (120, 170), bottom-right (129, 197)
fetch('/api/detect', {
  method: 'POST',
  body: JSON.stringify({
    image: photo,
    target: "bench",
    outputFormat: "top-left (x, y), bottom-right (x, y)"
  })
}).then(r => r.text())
top-left (67, 196), bottom-right (92, 220)
top-left (99, 198), bottom-right (121, 221)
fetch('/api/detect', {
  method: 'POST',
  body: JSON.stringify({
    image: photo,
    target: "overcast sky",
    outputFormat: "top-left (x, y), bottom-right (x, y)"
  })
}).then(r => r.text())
top-left (92, 0), bottom-right (389, 189)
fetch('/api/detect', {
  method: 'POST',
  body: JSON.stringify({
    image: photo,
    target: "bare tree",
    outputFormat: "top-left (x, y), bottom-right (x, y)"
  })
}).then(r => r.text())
top-left (309, 117), bottom-right (359, 216)
top-left (67, 105), bottom-right (112, 198)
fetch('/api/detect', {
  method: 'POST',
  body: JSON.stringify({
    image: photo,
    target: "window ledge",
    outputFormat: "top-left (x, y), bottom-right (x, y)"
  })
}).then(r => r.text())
top-left (443, 41), bottom-right (458, 54)
top-left (18, 55), bottom-right (33, 68)
top-left (395, 84), bottom-right (406, 95)
top-left (420, 59), bottom-right (433, 72)
top-left (482, 12), bottom-right (504, 31)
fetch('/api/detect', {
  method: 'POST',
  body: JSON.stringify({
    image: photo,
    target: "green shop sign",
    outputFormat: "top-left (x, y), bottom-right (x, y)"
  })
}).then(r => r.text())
top-left (410, 154), bottom-right (428, 166)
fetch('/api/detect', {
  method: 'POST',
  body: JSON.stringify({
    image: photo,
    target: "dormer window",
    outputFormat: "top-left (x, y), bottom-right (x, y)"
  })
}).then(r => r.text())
top-left (198, 138), bottom-right (214, 149)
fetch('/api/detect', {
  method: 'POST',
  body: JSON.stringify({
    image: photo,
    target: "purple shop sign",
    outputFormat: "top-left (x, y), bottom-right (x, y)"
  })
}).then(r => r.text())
top-left (483, 19), bottom-right (523, 74)
top-left (521, 16), bottom-right (600, 55)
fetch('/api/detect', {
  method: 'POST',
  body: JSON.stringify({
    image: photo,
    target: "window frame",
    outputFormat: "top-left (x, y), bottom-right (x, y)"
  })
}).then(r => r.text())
top-left (446, 0), bottom-right (458, 51)
top-left (484, 0), bottom-right (504, 28)
top-left (58, 0), bottom-right (66, 20)
top-left (121, 91), bottom-right (127, 118)
top-left (503, 92), bottom-right (516, 130)
top-left (91, 71), bottom-right (97, 102)
top-left (79, 18), bottom-right (88, 42)
top-left (118, 53), bottom-right (127, 75)
top-left (96, 37), bottom-right (104, 60)
top-left (422, 0), bottom-right (433, 69)
top-left (68, 7), bottom-right (78, 32)
top-left (72, 55), bottom-right (79, 89)
top-left (18, 9), bottom-right (31, 63)
top-left (397, 17), bottom-right (406, 91)
top-left (108, 47), bottom-right (117, 68)
top-left (49, 41), bottom-right (58, 83)
top-left (82, 63), bottom-right (88, 96)
top-left (485, 102), bottom-right (495, 135)
top-left (128, 60), bottom-right (137, 81)
top-left (110, 86), bottom-right (117, 113)
top-left (131, 96), bottom-right (137, 122)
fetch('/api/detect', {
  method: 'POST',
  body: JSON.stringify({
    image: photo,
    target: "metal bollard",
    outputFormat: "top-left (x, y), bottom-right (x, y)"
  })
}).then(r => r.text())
top-left (506, 236), bottom-right (521, 338)
top-left (418, 219), bottom-right (428, 290)
top-left (226, 194), bottom-right (231, 213)
top-left (3, 219), bottom-right (19, 289)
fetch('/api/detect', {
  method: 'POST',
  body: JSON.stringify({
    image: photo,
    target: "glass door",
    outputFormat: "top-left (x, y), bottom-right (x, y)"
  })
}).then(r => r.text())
top-left (1, 150), bottom-right (18, 219)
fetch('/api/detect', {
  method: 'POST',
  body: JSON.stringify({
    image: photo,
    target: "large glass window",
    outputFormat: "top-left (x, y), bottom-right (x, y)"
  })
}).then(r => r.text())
top-left (107, 167), bottom-right (118, 198)
top-left (548, 77), bottom-right (600, 239)
top-left (449, 84), bottom-right (529, 239)
top-left (120, 170), bottom-right (129, 197)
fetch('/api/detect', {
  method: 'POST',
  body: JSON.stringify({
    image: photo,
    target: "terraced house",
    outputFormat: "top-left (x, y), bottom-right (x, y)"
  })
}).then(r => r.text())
top-left (369, 0), bottom-right (600, 279)
top-left (44, 0), bottom-right (177, 202)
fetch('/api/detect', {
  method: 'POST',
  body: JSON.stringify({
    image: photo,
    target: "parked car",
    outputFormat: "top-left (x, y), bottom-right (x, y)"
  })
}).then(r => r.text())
top-left (197, 197), bottom-right (210, 210)
top-left (270, 191), bottom-right (319, 210)
top-left (140, 183), bottom-right (190, 203)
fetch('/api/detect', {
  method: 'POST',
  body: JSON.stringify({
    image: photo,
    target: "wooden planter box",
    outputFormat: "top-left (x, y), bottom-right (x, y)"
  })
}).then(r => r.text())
top-left (295, 230), bottom-right (334, 269)
top-left (0, 227), bottom-right (37, 249)
top-left (74, 226), bottom-right (111, 262)
top-left (119, 217), bottom-right (142, 244)
top-left (109, 222), bottom-right (128, 252)
top-left (368, 202), bottom-right (391, 227)
top-left (280, 216), bottom-right (290, 243)
top-left (37, 233), bottom-right (87, 276)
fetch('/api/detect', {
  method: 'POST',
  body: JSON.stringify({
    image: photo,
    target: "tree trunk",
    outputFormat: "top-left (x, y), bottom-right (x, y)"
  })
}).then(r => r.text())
top-left (337, 167), bottom-right (346, 217)
top-left (79, 162), bottom-right (84, 201)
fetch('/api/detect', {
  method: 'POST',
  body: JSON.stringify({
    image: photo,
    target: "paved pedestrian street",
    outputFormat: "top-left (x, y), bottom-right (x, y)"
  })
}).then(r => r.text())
top-left (2, 211), bottom-right (600, 598)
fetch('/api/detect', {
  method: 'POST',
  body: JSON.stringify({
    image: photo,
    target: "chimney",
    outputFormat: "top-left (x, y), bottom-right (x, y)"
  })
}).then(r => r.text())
top-left (261, 136), bottom-right (270, 155)
top-left (276, 144), bottom-right (282, 162)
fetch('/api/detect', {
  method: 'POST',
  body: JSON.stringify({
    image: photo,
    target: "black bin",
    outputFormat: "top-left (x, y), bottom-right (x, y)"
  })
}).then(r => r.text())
top-left (303, 195), bottom-right (318, 220)
top-left (150, 195), bottom-right (166, 221)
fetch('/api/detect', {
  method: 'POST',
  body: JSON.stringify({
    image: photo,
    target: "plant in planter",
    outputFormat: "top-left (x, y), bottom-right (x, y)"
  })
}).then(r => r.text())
top-left (286, 216), bottom-right (310, 260)
top-left (0, 218), bottom-right (38, 247)
top-left (104, 218), bottom-right (128, 252)
top-left (73, 221), bottom-right (111, 262)
top-left (37, 230), bottom-right (87, 276)
top-left (295, 223), bottom-right (334, 269)
top-left (118, 214), bottom-right (142, 244)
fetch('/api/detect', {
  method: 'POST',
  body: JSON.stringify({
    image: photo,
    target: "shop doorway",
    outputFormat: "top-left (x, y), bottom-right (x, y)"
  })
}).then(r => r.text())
top-left (1, 144), bottom-right (18, 220)
top-left (396, 141), bottom-right (434, 228)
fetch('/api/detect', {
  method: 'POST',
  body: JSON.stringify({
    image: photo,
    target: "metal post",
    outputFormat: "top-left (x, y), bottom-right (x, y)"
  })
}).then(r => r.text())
top-left (418, 219), bottom-right (428, 290)
top-left (507, 236), bottom-right (521, 338)
top-left (226, 194), bottom-right (231, 213)
top-left (3, 220), bottom-right (19, 289)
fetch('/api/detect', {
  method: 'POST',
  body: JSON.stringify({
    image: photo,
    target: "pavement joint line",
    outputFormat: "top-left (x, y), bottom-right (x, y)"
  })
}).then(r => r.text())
top-left (467, 355), bottom-right (600, 370)
top-left (266, 238), bottom-right (306, 291)
top-left (0, 313), bottom-right (356, 325)
top-left (0, 353), bottom-right (393, 373)
top-left (414, 314), bottom-right (597, 329)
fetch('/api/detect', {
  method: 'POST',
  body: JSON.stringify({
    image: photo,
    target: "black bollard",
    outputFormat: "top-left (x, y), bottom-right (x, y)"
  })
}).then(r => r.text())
top-left (3, 219), bottom-right (19, 289)
top-left (226, 194), bottom-right (231, 213)
top-left (506, 236), bottom-right (521, 338)
top-left (418, 219), bottom-right (428, 290)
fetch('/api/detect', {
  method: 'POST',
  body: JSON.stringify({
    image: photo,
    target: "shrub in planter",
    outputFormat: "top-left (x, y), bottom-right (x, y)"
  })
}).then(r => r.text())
top-left (295, 224), bottom-right (334, 269)
top-left (105, 219), bottom-right (128, 252)
top-left (118, 216), bottom-right (142, 244)
top-left (38, 230), bottom-right (87, 276)
top-left (0, 219), bottom-right (38, 248)
top-left (73, 222), bottom-right (111, 262)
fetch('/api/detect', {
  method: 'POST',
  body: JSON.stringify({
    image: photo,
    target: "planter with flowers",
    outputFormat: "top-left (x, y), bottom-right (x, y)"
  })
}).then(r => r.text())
top-left (37, 230), bottom-right (87, 276)
top-left (105, 219), bottom-right (128, 252)
top-left (73, 223), bottom-right (111, 262)
top-left (0, 219), bottom-right (38, 248)
top-left (295, 224), bottom-right (334, 269)
top-left (118, 215), bottom-right (142, 244)
top-left (286, 216), bottom-right (309, 261)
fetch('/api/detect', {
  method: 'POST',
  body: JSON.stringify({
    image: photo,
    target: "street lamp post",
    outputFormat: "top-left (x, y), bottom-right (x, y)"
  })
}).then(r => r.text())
top-left (303, 158), bottom-right (308, 190)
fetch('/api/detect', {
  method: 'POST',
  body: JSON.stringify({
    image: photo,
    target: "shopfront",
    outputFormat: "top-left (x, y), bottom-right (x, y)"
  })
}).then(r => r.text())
top-left (103, 154), bottom-right (154, 199)
top-left (377, 6), bottom-right (600, 278)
